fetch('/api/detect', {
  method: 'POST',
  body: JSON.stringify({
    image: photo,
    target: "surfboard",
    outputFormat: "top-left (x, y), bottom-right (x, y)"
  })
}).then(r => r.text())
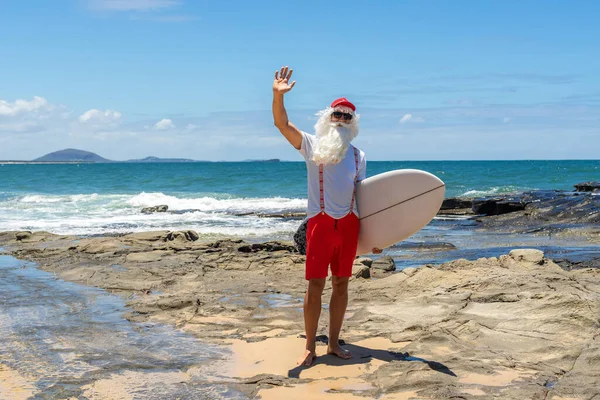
top-left (355, 169), bottom-right (445, 256)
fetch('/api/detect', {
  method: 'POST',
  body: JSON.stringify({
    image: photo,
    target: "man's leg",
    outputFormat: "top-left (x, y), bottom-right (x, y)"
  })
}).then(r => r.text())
top-left (327, 213), bottom-right (359, 359)
top-left (299, 278), bottom-right (326, 366)
top-left (327, 275), bottom-right (352, 359)
top-left (300, 213), bottom-right (334, 366)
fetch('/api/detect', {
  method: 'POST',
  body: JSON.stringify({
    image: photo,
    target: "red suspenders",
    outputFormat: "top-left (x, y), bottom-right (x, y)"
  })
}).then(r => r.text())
top-left (349, 146), bottom-right (360, 212)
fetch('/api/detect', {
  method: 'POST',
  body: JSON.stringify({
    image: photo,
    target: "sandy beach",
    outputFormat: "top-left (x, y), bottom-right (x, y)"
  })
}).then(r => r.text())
top-left (1, 221), bottom-right (599, 399)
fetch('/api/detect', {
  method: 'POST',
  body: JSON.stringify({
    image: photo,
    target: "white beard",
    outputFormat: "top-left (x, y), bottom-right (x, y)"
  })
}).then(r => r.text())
top-left (312, 111), bottom-right (359, 165)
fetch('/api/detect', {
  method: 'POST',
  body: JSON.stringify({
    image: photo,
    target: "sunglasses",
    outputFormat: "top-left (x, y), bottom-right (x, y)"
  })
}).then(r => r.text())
top-left (332, 111), bottom-right (353, 121)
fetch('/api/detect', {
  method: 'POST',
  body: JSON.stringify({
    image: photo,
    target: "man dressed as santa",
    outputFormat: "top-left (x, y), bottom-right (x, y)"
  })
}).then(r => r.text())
top-left (272, 66), bottom-right (382, 367)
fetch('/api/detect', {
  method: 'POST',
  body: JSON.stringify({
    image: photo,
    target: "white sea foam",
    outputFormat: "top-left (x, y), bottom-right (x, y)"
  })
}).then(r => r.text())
top-left (1, 191), bottom-right (447, 237)
top-left (433, 215), bottom-right (473, 221)
top-left (127, 192), bottom-right (306, 213)
top-left (460, 186), bottom-right (522, 198)
top-left (0, 192), bottom-right (307, 237)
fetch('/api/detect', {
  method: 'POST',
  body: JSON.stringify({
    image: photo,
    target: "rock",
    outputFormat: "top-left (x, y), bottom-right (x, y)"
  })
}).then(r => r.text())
top-left (354, 257), bottom-right (373, 267)
top-left (78, 240), bottom-right (123, 255)
top-left (554, 257), bottom-right (600, 271)
top-left (574, 181), bottom-right (600, 192)
top-left (472, 198), bottom-right (525, 215)
top-left (471, 292), bottom-right (520, 303)
top-left (509, 249), bottom-right (544, 264)
top-left (237, 241), bottom-right (297, 253)
top-left (155, 296), bottom-right (196, 310)
top-left (241, 374), bottom-right (287, 386)
top-left (126, 250), bottom-right (173, 263)
top-left (15, 231), bottom-right (32, 241)
top-left (211, 239), bottom-right (244, 248)
top-left (125, 231), bottom-right (169, 242)
top-left (352, 264), bottom-right (371, 279)
top-left (372, 256), bottom-right (396, 271)
top-left (257, 212), bottom-right (306, 219)
top-left (141, 205), bottom-right (168, 214)
top-left (476, 189), bottom-right (600, 228)
top-left (441, 198), bottom-right (473, 209)
top-left (165, 230), bottom-right (199, 242)
top-left (397, 242), bottom-right (457, 251)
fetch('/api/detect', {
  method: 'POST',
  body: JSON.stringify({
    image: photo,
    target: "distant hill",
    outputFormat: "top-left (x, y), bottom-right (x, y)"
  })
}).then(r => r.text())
top-left (33, 149), bottom-right (113, 163)
top-left (125, 156), bottom-right (198, 163)
top-left (243, 159), bottom-right (280, 162)
top-left (27, 149), bottom-right (274, 163)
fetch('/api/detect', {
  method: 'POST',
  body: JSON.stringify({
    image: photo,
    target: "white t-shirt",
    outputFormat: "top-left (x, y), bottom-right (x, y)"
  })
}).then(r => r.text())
top-left (299, 131), bottom-right (367, 219)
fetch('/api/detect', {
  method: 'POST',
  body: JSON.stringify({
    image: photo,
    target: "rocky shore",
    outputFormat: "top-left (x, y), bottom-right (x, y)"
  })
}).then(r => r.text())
top-left (1, 224), bottom-right (599, 399)
top-left (1, 183), bottom-right (599, 399)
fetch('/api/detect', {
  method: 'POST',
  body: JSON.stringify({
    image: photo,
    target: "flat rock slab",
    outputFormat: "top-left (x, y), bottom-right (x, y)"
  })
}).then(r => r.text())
top-left (1, 230), bottom-right (599, 399)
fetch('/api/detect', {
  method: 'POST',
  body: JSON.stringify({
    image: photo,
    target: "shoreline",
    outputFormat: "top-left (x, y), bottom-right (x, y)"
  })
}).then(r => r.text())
top-left (1, 229), bottom-right (600, 398)
top-left (1, 185), bottom-right (597, 243)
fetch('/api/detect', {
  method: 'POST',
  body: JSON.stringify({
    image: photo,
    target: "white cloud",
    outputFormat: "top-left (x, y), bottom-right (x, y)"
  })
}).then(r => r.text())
top-left (154, 118), bottom-right (175, 130)
top-left (2, 95), bottom-right (600, 161)
top-left (88, 0), bottom-right (180, 11)
top-left (399, 114), bottom-right (412, 123)
top-left (0, 121), bottom-right (42, 133)
top-left (399, 113), bottom-right (425, 124)
top-left (78, 109), bottom-right (122, 123)
top-left (129, 14), bottom-right (198, 22)
top-left (0, 96), bottom-right (50, 117)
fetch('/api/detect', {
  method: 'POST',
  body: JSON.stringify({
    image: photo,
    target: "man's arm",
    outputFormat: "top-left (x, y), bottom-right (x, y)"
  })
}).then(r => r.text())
top-left (272, 66), bottom-right (302, 150)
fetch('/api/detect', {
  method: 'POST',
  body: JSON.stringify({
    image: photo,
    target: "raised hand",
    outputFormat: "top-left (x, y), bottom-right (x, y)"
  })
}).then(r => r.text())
top-left (273, 66), bottom-right (296, 95)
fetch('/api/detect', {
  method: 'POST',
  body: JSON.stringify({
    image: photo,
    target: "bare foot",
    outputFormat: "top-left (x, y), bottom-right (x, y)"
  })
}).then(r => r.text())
top-left (297, 349), bottom-right (317, 366)
top-left (327, 344), bottom-right (352, 360)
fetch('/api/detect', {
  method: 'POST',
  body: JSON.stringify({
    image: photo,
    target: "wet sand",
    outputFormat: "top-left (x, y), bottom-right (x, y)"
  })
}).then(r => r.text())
top-left (0, 364), bottom-right (37, 400)
top-left (1, 230), bottom-right (600, 399)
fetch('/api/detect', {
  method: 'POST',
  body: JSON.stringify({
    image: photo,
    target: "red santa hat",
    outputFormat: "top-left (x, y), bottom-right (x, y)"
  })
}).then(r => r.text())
top-left (330, 97), bottom-right (356, 112)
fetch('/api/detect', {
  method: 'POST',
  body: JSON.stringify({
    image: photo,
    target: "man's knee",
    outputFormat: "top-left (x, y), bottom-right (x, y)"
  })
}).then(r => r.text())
top-left (331, 276), bottom-right (349, 295)
top-left (307, 278), bottom-right (326, 298)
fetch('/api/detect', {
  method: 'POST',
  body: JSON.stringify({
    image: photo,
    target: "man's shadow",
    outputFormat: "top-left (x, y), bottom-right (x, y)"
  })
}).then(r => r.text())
top-left (288, 335), bottom-right (456, 379)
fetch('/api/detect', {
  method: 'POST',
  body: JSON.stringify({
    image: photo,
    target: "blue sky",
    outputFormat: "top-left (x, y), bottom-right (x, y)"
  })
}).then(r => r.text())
top-left (0, 0), bottom-right (598, 161)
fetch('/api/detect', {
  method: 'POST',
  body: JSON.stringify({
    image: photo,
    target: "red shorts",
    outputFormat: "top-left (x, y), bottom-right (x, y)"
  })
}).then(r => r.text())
top-left (305, 212), bottom-right (360, 280)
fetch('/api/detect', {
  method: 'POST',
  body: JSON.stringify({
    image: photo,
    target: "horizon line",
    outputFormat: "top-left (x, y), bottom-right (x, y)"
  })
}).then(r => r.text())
top-left (1, 158), bottom-right (599, 164)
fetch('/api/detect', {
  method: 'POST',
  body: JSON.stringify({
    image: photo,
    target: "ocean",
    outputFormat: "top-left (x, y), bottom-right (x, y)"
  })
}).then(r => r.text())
top-left (0, 160), bottom-right (598, 239)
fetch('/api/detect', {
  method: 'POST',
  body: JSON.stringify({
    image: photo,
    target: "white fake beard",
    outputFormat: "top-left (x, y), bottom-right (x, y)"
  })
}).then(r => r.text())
top-left (312, 112), bottom-right (359, 165)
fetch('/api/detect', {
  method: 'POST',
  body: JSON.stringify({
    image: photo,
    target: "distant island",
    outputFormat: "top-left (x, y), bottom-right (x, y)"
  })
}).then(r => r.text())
top-left (125, 156), bottom-right (198, 163)
top-left (34, 149), bottom-right (112, 163)
top-left (0, 149), bottom-right (280, 164)
top-left (244, 159), bottom-right (281, 163)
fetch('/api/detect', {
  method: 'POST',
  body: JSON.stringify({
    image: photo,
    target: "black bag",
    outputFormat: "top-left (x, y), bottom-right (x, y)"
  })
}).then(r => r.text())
top-left (293, 217), bottom-right (309, 255)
